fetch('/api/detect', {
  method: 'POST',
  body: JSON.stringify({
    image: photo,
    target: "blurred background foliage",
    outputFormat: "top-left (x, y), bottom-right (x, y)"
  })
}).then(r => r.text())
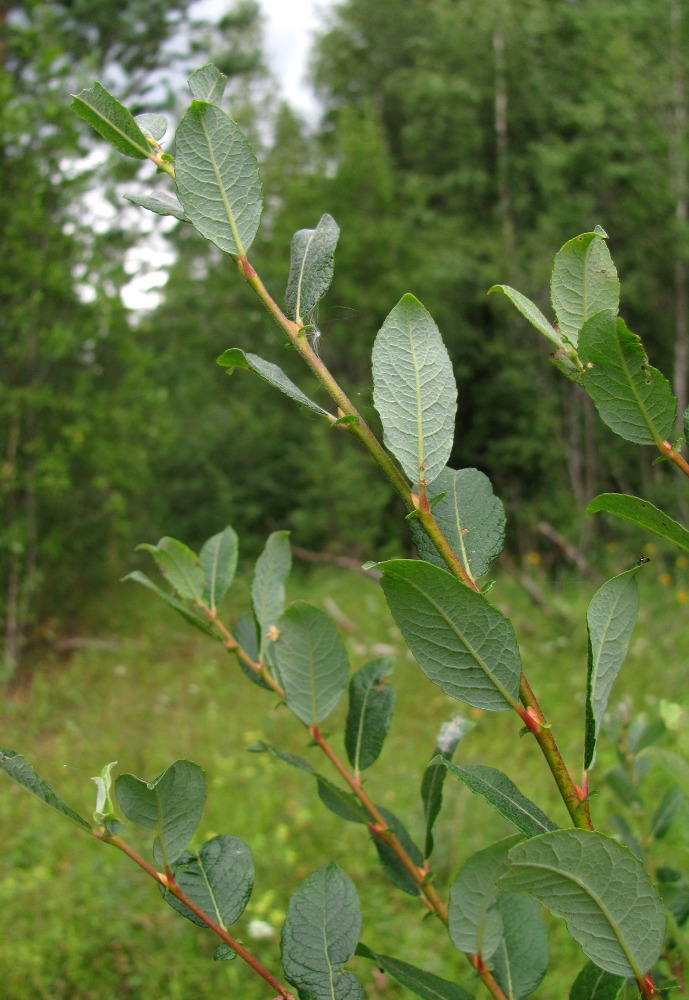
top-left (3, 0), bottom-right (689, 674)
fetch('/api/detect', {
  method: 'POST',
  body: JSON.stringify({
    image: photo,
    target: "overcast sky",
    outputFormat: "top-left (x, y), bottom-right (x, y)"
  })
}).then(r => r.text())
top-left (260, 0), bottom-right (335, 117)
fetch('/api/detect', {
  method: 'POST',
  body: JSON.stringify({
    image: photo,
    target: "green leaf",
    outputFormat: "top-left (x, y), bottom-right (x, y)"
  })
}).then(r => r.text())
top-left (585, 568), bottom-right (641, 770)
top-left (134, 113), bottom-right (167, 141)
top-left (272, 602), bottom-right (349, 725)
top-left (137, 536), bottom-right (205, 603)
top-left (234, 614), bottom-right (273, 689)
top-left (115, 760), bottom-right (206, 867)
top-left (491, 893), bottom-right (549, 1000)
top-left (175, 101), bottom-right (262, 256)
top-left (579, 311), bottom-right (676, 446)
top-left (200, 526), bottom-right (238, 612)
top-left (123, 571), bottom-right (220, 639)
top-left (0, 749), bottom-right (92, 832)
top-left (372, 294), bottom-right (457, 487)
top-left (410, 468), bottom-right (505, 581)
top-left (161, 834), bottom-right (253, 928)
top-left (188, 63), bottom-right (228, 104)
top-left (587, 493), bottom-right (689, 554)
top-left (650, 784), bottom-right (685, 840)
top-left (550, 232), bottom-right (619, 348)
top-left (376, 559), bottom-right (521, 711)
top-left (489, 284), bottom-right (565, 350)
top-left (71, 82), bottom-right (150, 159)
top-left (344, 657), bottom-right (395, 773)
top-left (438, 761), bottom-right (558, 837)
top-left (251, 530), bottom-right (291, 657)
top-left (421, 716), bottom-right (475, 859)
top-left (372, 807), bottom-right (424, 896)
top-left (569, 961), bottom-right (629, 1000)
top-left (499, 830), bottom-right (665, 979)
top-left (285, 213), bottom-right (340, 323)
top-left (216, 348), bottom-right (329, 416)
top-left (449, 835), bottom-right (522, 959)
top-left (248, 741), bottom-right (369, 824)
top-left (213, 943), bottom-right (236, 961)
top-left (281, 863), bottom-right (363, 1000)
top-left (92, 760), bottom-right (118, 824)
top-left (355, 944), bottom-right (475, 999)
top-left (124, 190), bottom-right (189, 222)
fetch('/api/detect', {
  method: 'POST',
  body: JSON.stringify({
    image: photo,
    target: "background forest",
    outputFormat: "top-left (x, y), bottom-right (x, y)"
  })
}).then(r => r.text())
top-left (3, 0), bottom-right (689, 673)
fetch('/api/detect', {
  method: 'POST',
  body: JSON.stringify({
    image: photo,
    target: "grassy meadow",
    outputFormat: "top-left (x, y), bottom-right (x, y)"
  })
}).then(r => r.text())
top-left (2, 554), bottom-right (689, 999)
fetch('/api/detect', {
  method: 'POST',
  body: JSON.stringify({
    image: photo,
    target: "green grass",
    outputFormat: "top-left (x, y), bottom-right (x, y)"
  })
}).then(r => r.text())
top-left (2, 561), bottom-right (689, 999)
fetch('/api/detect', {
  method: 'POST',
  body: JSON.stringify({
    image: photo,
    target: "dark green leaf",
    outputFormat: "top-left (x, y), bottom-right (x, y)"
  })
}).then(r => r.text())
top-left (585, 568), bottom-right (641, 770)
top-left (188, 63), bottom-right (228, 104)
top-left (579, 312), bottom-right (676, 446)
top-left (355, 944), bottom-right (475, 999)
top-left (71, 82), bottom-right (150, 158)
top-left (449, 836), bottom-right (522, 959)
top-left (124, 190), bottom-right (189, 222)
top-left (123, 571), bottom-right (220, 639)
top-left (376, 559), bottom-right (521, 711)
top-left (175, 101), bottom-right (262, 256)
top-left (115, 760), bottom-right (206, 867)
top-left (372, 294), bottom-right (457, 487)
top-left (161, 834), bottom-right (253, 927)
top-left (438, 761), bottom-right (558, 837)
top-left (421, 716), bottom-right (475, 858)
top-left (569, 961), bottom-right (629, 1000)
top-left (410, 468), bottom-right (505, 581)
top-left (200, 526), bottom-right (238, 611)
top-left (137, 536), bottom-right (205, 603)
top-left (234, 614), bottom-right (273, 688)
top-left (587, 494), bottom-right (689, 554)
top-left (216, 348), bottom-right (329, 415)
top-left (550, 232), bottom-right (619, 348)
top-left (285, 213), bottom-right (340, 323)
top-left (499, 830), bottom-right (665, 978)
top-left (345, 657), bottom-right (395, 773)
top-left (213, 944), bottom-right (236, 961)
top-left (281, 863), bottom-right (363, 1000)
top-left (491, 893), bottom-right (549, 1000)
top-left (248, 741), bottom-right (369, 824)
top-left (650, 785), bottom-right (684, 840)
top-left (272, 602), bottom-right (349, 725)
top-left (0, 749), bottom-right (92, 832)
top-left (371, 806), bottom-right (424, 896)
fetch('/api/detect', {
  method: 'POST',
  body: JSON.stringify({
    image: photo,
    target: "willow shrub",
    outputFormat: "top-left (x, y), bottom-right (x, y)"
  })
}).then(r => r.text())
top-left (5, 63), bottom-right (689, 1000)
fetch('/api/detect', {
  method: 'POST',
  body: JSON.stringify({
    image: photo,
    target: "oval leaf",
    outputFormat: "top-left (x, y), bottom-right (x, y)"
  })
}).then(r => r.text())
top-left (372, 806), bottom-right (424, 896)
top-left (216, 348), bottom-right (329, 416)
top-left (272, 602), bottom-right (349, 725)
top-left (492, 893), bottom-right (549, 1000)
top-left (550, 232), bottom-right (619, 348)
top-left (372, 294), bottom-right (457, 487)
top-left (188, 63), bottom-right (228, 104)
top-left (344, 657), bottom-right (395, 773)
top-left (585, 567), bottom-right (641, 770)
top-left (71, 82), bottom-right (150, 159)
top-left (123, 570), bottom-right (220, 639)
top-left (137, 536), bottom-right (204, 603)
top-left (161, 834), bottom-right (253, 927)
top-left (252, 530), bottom-right (291, 658)
top-left (376, 559), bottom-right (521, 711)
top-left (285, 213), bottom-right (340, 323)
top-left (499, 830), bottom-right (665, 979)
top-left (175, 101), bottom-right (262, 256)
top-left (355, 944), bottom-right (475, 999)
top-left (579, 311), bottom-right (677, 445)
top-left (449, 835), bottom-right (523, 959)
top-left (115, 760), bottom-right (206, 867)
top-left (438, 761), bottom-right (558, 837)
top-left (281, 863), bottom-right (363, 1000)
top-left (0, 749), bottom-right (92, 832)
top-left (410, 467), bottom-right (505, 581)
top-left (200, 526), bottom-right (238, 612)
top-left (125, 190), bottom-right (189, 222)
top-left (569, 961), bottom-right (629, 1000)
top-left (587, 493), bottom-right (689, 554)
